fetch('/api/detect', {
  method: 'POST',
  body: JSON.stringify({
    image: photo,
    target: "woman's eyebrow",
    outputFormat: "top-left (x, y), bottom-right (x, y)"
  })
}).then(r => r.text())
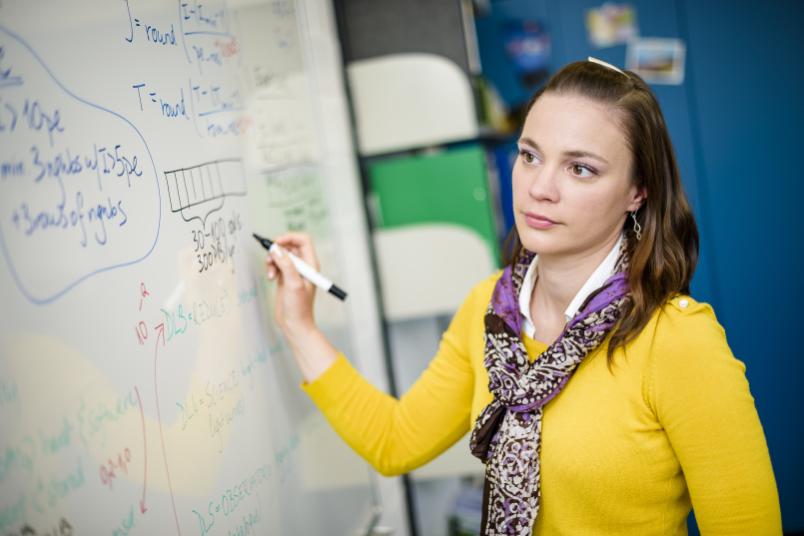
top-left (518, 136), bottom-right (610, 165)
top-left (564, 150), bottom-right (609, 164)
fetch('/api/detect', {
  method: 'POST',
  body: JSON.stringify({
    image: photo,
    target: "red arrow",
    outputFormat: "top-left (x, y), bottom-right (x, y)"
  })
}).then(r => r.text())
top-left (154, 322), bottom-right (166, 347)
top-left (134, 385), bottom-right (148, 514)
top-left (153, 323), bottom-right (182, 535)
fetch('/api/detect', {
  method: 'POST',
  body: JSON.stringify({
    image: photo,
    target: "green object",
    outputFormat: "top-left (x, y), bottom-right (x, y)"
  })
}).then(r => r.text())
top-left (367, 145), bottom-right (500, 266)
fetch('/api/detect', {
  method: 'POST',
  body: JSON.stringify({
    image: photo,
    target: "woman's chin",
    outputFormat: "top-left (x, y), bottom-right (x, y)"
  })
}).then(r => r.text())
top-left (518, 231), bottom-right (565, 256)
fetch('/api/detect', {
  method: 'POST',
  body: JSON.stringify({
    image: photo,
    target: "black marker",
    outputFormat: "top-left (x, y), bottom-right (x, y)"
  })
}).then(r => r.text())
top-left (253, 233), bottom-right (347, 301)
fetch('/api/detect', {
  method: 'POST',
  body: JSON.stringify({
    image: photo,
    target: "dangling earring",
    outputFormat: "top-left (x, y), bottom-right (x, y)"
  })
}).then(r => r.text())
top-left (630, 211), bottom-right (642, 241)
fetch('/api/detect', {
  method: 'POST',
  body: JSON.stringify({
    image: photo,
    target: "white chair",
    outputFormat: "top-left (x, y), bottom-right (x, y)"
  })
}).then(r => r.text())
top-left (372, 223), bottom-right (497, 321)
top-left (348, 53), bottom-right (479, 156)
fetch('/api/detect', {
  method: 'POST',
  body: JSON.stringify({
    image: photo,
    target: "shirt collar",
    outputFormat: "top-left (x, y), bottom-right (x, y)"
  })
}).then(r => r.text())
top-left (518, 234), bottom-right (623, 339)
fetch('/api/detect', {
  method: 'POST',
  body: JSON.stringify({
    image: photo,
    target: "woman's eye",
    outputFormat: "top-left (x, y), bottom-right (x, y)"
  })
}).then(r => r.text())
top-left (570, 163), bottom-right (596, 178)
top-left (519, 150), bottom-right (537, 164)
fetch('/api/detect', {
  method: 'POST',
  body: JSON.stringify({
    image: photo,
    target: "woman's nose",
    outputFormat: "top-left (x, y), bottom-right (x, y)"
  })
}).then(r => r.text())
top-left (528, 164), bottom-right (560, 202)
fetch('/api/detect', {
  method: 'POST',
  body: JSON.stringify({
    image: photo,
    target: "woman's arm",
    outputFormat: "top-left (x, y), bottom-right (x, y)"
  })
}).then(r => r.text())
top-left (266, 233), bottom-right (338, 381)
top-left (648, 298), bottom-right (782, 535)
top-left (267, 233), bottom-right (480, 476)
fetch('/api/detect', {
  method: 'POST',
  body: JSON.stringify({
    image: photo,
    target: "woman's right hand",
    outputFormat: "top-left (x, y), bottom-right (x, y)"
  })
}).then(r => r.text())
top-left (265, 232), bottom-right (338, 381)
top-left (265, 232), bottom-right (320, 339)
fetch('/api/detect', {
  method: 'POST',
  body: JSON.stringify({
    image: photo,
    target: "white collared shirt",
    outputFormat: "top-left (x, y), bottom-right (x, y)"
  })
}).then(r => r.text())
top-left (518, 234), bottom-right (623, 339)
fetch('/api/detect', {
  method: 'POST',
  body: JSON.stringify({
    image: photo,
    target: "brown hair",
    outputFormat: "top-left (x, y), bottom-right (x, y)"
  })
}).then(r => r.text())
top-left (502, 61), bottom-right (699, 365)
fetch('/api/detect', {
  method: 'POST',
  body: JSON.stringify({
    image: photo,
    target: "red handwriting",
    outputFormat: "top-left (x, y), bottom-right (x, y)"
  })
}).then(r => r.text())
top-left (135, 320), bottom-right (148, 345)
top-left (99, 447), bottom-right (132, 490)
top-left (135, 282), bottom-right (151, 343)
top-left (138, 282), bottom-right (150, 310)
top-left (214, 37), bottom-right (238, 58)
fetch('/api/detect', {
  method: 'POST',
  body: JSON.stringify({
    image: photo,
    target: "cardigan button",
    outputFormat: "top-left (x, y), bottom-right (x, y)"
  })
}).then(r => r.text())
top-left (679, 298), bottom-right (689, 309)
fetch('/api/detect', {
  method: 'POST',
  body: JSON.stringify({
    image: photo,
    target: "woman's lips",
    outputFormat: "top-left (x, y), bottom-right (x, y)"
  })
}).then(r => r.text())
top-left (524, 212), bottom-right (558, 230)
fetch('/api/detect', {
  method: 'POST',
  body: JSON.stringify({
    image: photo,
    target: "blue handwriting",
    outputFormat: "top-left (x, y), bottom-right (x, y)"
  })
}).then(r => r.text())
top-left (132, 83), bottom-right (189, 120)
top-left (123, 0), bottom-right (178, 46)
top-left (192, 464), bottom-right (272, 536)
top-left (0, 45), bottom-right (24, 88)
top-left (0, 97), bottom-right (65, 146)
top-left (182, 1), bottom-right (227, 30)
top-left (10, 191), bottom-right (129, 248)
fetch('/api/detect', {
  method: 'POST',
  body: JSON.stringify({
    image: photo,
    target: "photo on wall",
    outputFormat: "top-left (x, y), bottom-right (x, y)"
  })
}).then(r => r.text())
top-left (585, 3), bottom-right (639, 48)
top-left (626, 37), bottom-right (686, 85)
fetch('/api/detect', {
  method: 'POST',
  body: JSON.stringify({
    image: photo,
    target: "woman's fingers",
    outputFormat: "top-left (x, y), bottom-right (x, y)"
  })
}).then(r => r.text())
top-left (273, 232), bottom-right (319, 270)
top-left (265, 258), bottom-right (277, 279)
top-left (269, 243), bottom-right (317, 335)
top-left (270, 244), bottom-right (305, 289)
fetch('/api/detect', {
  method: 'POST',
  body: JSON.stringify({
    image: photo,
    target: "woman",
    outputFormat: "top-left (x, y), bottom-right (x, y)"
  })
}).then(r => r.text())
top-left (265, 60), bottom-right (782, 535)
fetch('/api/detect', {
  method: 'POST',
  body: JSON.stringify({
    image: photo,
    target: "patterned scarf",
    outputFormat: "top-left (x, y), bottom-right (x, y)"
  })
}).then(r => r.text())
top-left (469, 240), bottom-right (631, 536)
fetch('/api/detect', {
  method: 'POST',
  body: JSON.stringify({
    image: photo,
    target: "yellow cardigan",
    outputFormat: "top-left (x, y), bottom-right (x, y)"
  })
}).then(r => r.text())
top-left (303, 273), bottom-right (782, 535)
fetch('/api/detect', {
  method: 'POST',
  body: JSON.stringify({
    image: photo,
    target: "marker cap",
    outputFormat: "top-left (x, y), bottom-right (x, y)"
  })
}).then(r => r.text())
top-left (329, 285), bottom-right (347, 301)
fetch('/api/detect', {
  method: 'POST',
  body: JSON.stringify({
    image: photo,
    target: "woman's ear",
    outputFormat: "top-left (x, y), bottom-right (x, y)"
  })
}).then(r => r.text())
top-left (627, 185), bottom-right (647, 212)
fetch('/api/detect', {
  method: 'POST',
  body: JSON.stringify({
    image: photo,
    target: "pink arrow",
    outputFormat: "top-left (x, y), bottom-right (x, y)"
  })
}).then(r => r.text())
top-left (153, 323), bottom-right (181, 535)
top-left (134, 385), bottom-right (149, 514)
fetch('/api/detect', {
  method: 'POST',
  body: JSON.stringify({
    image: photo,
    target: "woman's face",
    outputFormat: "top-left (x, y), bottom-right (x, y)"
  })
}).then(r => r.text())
top-left (512, 92), bottom-right (644, 259)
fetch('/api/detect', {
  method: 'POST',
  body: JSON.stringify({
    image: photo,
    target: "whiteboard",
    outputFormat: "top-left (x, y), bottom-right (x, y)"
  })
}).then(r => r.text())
top-left (0, 1), bottom-right (381, 535)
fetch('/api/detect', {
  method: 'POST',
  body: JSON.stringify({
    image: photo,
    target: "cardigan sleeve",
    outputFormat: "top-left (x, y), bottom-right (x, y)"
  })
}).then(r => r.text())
top-left (647, 297), bottom-right (782, 535)
top-left (301, 280), bottom-right (487, 476)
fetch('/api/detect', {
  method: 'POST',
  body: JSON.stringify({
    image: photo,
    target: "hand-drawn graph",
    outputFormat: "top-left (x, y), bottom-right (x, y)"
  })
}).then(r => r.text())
top-left (163, 158), bottom-right (246, 227)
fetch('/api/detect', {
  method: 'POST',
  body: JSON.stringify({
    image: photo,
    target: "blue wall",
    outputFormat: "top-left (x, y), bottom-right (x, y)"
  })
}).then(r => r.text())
top-left (680, 1), bottom-right (804, 531)
top-left (476, 0), bottom-right (803, 532)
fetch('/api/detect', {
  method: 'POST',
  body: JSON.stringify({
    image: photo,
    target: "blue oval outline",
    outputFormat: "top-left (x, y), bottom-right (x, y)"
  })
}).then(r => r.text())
top-left (0, 24), bottom-right (162, 306)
